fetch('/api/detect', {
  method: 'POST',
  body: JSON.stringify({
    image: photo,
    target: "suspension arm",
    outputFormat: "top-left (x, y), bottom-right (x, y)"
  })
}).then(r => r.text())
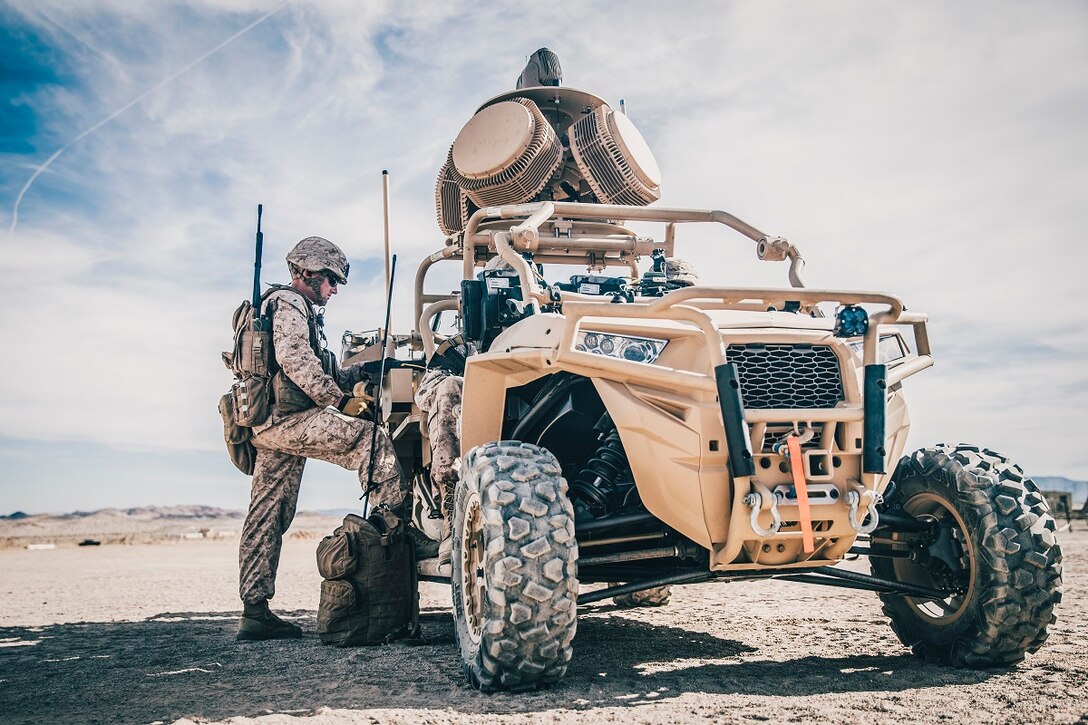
top-left (806, 566), bottom-right (951, 600)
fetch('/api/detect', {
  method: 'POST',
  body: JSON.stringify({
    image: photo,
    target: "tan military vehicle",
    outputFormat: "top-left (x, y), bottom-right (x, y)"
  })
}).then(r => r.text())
top-left (343, 52), bottom-right (1063, 692)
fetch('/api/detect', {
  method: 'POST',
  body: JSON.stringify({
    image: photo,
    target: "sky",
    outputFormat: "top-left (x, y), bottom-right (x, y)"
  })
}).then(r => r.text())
top-left (1, 0), bottom-right (1085, 514)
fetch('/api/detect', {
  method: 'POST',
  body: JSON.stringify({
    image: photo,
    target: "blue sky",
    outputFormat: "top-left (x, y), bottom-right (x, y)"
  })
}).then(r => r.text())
top-left (1, 0), bottom-right (1086, 514)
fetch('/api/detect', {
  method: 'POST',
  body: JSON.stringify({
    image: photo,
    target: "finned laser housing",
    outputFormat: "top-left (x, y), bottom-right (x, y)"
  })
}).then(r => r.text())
top-left (434, 55), bottom-right (662, 235)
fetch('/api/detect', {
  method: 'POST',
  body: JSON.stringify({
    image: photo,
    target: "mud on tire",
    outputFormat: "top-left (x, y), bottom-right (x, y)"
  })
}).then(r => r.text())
top-left (872, 444), bottom-right (1063, 667)
top-left (451, 441), bottom-right (578, 691)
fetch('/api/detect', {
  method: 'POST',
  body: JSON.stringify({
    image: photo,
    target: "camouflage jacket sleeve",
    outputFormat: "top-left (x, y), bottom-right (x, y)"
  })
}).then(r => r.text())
top-left (335, 360), bottom-right (366, 391)
top-left (270, 292), bottom-right (345, 408)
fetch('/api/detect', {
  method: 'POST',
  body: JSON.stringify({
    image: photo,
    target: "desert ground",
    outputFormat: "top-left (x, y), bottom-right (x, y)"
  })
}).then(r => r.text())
top-left (0, 517), bottom-right (1084, 725)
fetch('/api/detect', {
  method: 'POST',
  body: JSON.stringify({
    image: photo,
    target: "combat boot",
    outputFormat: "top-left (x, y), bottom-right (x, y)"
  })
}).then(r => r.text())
top-left (437, 519), bottom-right (452, 569)
top-left (435, 474), bottom-right (455, 574)
top-left (405, 523), bottom-right (439, 560)
top-left (388, 501), bottom-right (439, 560)
top-left (236, 600), bottom-right (303, 641)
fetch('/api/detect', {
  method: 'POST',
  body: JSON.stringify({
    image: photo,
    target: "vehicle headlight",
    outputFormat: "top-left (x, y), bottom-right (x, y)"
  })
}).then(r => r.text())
top-left (575, 331), bottom-right (668, 364)
top-left (847, 334), bottom-right (908, 364)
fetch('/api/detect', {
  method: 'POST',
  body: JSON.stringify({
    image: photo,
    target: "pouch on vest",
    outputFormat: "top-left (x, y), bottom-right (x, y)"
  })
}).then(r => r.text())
top-left (231, 375), bottom-right (271, 428)
top-left (316, 508), bottom-right (419, 646)
top-left (223, 298), bottom-right (276, 428)
top-left (229, 300), bottom-right (275, 379)
top-left (272, 370), bottom-right (316, 417)
top-left (218, 392), bottom-right (256, 475)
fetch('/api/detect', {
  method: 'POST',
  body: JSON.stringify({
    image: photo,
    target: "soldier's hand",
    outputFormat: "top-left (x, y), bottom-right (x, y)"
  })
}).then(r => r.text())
top-left (338, 381), bottom-right (374, 417)
top-left (341, 362), bottom-right (371, 388)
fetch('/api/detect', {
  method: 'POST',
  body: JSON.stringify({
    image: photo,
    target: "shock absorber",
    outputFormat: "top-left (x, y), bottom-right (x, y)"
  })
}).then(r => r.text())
top-left (572, 426), bottom-right (630, 518)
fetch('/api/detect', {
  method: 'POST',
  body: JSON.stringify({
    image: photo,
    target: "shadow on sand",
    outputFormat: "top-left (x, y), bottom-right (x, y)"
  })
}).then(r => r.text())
top-left (0, 606), bottom-right (997, 723)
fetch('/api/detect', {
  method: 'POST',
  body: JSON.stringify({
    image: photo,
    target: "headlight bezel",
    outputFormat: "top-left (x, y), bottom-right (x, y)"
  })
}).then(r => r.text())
top-left (574, 330), bottom-right (668, 365)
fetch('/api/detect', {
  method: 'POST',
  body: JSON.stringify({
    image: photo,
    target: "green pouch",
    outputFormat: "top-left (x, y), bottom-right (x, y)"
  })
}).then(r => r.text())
top-left (231, 376), bottom-right (271, 427)
top-left (272, 370), bottom-right (316, 416)
top-left (316, 530), bottom-right (357, 580)
top-left (218, 392), bottom-right (256, 475)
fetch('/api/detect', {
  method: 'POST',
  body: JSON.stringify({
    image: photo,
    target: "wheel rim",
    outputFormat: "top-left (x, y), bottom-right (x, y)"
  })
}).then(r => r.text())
top-left (892, 492), bottom-right (977, 623)
top-left (459, 491), bottom-right (485, 644)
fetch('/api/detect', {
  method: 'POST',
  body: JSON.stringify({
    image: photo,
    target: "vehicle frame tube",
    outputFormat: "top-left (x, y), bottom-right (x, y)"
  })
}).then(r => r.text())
top-left (715, 362), bottom-right (755, 478)
top-left (863, 363), bottom-right (887, 473)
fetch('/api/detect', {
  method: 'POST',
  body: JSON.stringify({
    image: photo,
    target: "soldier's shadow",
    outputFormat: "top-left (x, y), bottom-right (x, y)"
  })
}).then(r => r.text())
top-left (0, 607), bottom-right (997, 723)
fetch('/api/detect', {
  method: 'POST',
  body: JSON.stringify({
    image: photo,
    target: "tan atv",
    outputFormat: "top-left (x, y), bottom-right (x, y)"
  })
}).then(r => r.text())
top-left (342, 69), bottom-right (1062, 692)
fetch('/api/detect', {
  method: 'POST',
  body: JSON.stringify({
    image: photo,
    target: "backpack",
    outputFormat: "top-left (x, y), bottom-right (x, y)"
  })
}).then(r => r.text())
top-left (316, 508), bottom-right (419, 646)
top-left (218, 286), bottom-right (328, 474)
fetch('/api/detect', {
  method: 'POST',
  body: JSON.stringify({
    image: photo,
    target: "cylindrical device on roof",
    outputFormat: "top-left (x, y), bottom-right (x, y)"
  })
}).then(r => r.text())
top-left (569, 104), bottom-right (661, 206)
top-left (449, 98), bottom-right (563, 208)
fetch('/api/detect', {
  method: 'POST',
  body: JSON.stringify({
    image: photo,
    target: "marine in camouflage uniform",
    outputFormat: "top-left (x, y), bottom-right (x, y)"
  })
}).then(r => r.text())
top-left (237, 236), bottom-right (409, 640)
top-left (414, 366), bottom-right (464, 565)
top-left (663, 257), bottom-right (698, 288)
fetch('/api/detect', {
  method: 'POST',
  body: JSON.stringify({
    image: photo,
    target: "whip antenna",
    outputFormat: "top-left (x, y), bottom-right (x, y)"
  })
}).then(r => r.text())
top-left (382, 169), bottom-right (393, 342)
top-left (363, 253), bottom-right (398, 514)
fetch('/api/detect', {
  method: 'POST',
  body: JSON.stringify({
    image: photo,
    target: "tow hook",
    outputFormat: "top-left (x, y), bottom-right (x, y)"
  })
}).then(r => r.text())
top-left (773, 425), bottom-right (816, 553)
top-left (845, 485), bottom-right (883, 534)
top-left (771, 424), bottom-right (815, 458)
top-left (744, 481), bottom-right (782, 537)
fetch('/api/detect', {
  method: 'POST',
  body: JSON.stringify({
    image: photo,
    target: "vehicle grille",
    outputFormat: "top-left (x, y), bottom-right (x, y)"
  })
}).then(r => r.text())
top-left (727, 343), bottom-right (844, 409)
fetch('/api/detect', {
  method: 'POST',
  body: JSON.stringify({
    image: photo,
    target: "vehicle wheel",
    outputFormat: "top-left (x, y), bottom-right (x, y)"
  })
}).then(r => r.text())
top-left (871, 444), bottom-right (1063, 667)
top-left (451, 441), bottom-right (578, 691)
top-left (612, 584), bottom-right (671, 608)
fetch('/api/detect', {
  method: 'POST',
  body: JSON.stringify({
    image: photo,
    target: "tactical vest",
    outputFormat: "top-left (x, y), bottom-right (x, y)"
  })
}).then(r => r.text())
top-left (261, 285), bottom-right (338, 418)
top-left (224, 284), bottom-right (337, 426)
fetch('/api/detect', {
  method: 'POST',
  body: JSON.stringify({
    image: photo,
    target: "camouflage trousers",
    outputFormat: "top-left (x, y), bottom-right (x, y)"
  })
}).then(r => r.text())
top-left (238, 406), bottom-right (408, 604)
top-left (414, 369), bottom-right (463, 526)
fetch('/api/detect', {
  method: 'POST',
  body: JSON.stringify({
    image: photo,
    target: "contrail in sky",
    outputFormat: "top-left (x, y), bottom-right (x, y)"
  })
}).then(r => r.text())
top-left (7, 2), bottom-right (291, 238)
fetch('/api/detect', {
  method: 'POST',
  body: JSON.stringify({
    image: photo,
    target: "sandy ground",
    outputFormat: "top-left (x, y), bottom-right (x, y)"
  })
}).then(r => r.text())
top-left (0, 530), bottom-right (1084, 725)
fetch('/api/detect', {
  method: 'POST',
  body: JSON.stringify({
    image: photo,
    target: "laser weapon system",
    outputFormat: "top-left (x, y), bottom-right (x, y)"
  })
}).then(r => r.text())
top-left (342, 48), bottom-right (1063, 692)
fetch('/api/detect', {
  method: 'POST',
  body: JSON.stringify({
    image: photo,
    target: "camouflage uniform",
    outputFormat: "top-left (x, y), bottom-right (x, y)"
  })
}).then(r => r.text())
top-left (414, 258), bottom-right (505, 533)
top-left (239, 289), bottom-right (407, 605)
top-left (664, 258), bottom-right (698, 287)
top-left (414, 368), bottom-right (463, 526)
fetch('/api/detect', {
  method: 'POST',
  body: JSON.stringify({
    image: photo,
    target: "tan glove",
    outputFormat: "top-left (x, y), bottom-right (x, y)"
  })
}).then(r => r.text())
top-left (339, 382), bottom-right (375, 417)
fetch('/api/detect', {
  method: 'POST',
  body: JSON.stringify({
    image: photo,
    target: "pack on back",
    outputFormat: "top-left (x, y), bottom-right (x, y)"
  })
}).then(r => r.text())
top-left (224, 299), bottom-right (275, 427)
top-left (316, 508), bottom-right (419, 646)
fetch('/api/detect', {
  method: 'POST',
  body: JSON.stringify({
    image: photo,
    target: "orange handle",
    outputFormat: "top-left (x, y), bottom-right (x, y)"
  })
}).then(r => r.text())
top-left (786, 436), bottom-right (815, 553)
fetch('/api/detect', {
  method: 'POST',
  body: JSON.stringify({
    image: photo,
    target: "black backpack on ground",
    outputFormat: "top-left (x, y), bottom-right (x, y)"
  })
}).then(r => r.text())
top-left (316, 507), bottom-right (419, 646)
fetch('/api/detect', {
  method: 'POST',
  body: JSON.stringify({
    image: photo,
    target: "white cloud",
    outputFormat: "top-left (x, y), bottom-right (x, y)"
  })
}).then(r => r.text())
top-left (1, 0), bottom-right (1085, 512)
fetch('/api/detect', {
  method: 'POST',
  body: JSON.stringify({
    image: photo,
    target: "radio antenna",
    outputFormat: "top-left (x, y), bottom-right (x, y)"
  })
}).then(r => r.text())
top-left (382, 169), bottom-right (393, 343)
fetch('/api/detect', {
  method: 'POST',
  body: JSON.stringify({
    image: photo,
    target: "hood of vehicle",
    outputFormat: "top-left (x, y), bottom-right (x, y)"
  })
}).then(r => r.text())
top-left (706, 310), bottom-right (835, 331)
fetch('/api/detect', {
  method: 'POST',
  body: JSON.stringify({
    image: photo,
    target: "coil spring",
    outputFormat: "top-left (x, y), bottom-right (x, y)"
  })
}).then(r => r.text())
top-left (572, 429), bottom-right (629, 516)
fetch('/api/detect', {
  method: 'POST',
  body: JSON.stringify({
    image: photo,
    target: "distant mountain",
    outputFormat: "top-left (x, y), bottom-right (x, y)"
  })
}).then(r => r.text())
top-left (122, 505), bottom-right (243, 519)
top-left (1034, 476), bottom-right (1088, 506)
top-left (54, 506), bottom-right (241, 520)
top-left (2, 505), bottom-right (345, 519)
top-left (0, 505), bottom-right (344, 548)
top-left (313, 508), bottom-right (359, 518)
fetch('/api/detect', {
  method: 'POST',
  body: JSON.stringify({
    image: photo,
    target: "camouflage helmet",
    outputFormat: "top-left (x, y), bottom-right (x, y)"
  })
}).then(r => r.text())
top-left (665, 258), bottom-right (698, 287)
top-left (285, 236), bottom-right (350, 285)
